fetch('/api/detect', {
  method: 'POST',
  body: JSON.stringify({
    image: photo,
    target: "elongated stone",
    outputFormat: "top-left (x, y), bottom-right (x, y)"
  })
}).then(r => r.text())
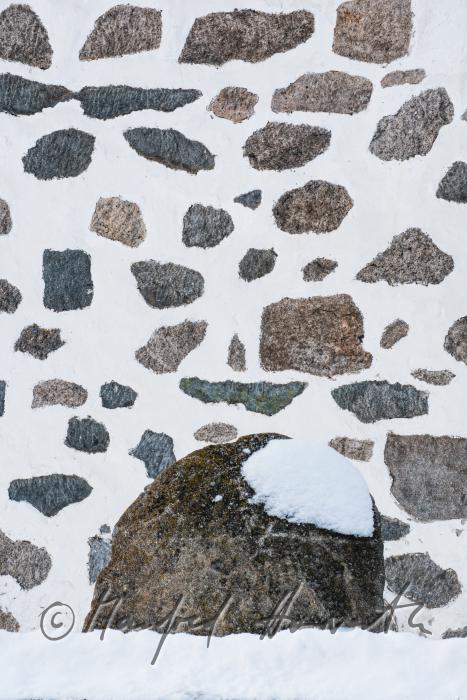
top-left (272, 71), bottom-right (372, 115)
top-left (131, 261), bottom-right (204, 309)
top-left (0, 4), bottom-right (52, 69)
top-left (244, 122), bottom-right (330, 171)
top-left (411, 369), bottom-right (454, 386)
top-left (8, 474), bottom-right (92, 516)
top-left (329, 437), bottom-right (374, 462)
top-left (381, 69), bottom-right (425, 88)
top-left (0, 198), bottom-right (12, 235)
top-left (0, 381), bottom-right (5, 417)
top-left (194, 423), bottom-right (238, 443)
top-left (0, 73), bottom-right (72, 116)
top-left (77, 85), bottom-right (201, 120)
top-left (227, 334), bottom-right (246, 371)
top-left (380, 319), bottom-right (409, 348)
top-left (124, 128), bottom-right (215, 174)
top-left (32, 379), bottom-right (87, 408)
top-left (136, 320), bottom-right (207, 374)
top-left (23, 129), bottom-right (95, 180)
top-left (88, 534), bottom-right (112, 584)
top-left (80, 6), bottom-right (162, 61)
top-left (273, 180), bottom-right (353, 234)
top-left (385, 553), bottom-right (461, 608)
top-left (234, 190), bottom-right (262, 209)
top-left (332, 381), bottom-right (428, 423)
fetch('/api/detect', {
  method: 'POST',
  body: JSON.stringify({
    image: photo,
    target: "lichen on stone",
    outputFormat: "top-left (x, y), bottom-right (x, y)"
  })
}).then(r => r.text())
top-left (209, 87), bottom-right (258, 123)
top-left (135, 320), bottom-right (207, 373)
top-left (244, 122), bottom-right (330, 171)
top-left (272, 71), bottom-right (372, 115)
top-left (182, 204), bottom-right (234, 248)
top-left (273, 180), bottom-right (353, 234)
top-left (23, 129), bottom-right (95, 180)
top-left (14, 324), bottom-right (65, 360)
top-left (124, 128), bottom-right (215, 174)
top-left (0, 3), bottom-right (52, 69)
top-left (8, 474), bottom-right (92, 516)
top-left (90, 197), bottom-right (146, 247)
top-left (131, 261), bottom-right (204, 309)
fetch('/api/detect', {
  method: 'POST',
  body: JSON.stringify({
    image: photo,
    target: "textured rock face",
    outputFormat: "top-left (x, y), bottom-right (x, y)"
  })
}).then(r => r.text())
top-left (411, 369), bottom-right (455, 385)
top-left (385, 433), bottom-right (467, 520)
top-left (445, 317), bottom-right (467, 364)
top-left (183, 204), bottom-right (234, 248)
top-left (234, 190), bottom-right (262, 209)
top-left (333, 0), bottom-right (412, 64)
top-left (32, 379), bottom-right (87, 408)
top-left (0, 198), bottom-right (12, 235)
top-left (65, 417), bottom-right (110, 454)
top-left (88, 534), bottom-right (112, 584)
top-left (380, 319), bottom-right (409, 349)
top-left (332, 381), bottom-right (428, 423)
top-left (0, 529), bottom-right (51, 589)
top-left (260, 295), bottom-right (372, 377)
top-left (179, 10), bottom-right (315, 66)
top-left (100, 381), bottom-right (137, 409)
top-left (443, 627), bottom-right (467, 639)
top-left (77, 86), bottom-right (200, 120)
top-left (124, 128), bottom-right (215, 174)
top-left (385, 553), bottom-right (461, 608)
top-left (135, 320), bottom-right (207, 373)
top-left (380, 516), bottom-right (410, 541)
top-left (43, 249), bottom-right (93, 311)
top-left (369, 89), bottom-right (453, 161)
top-left (129, 430), bottom-right (176, 478)
top-left (0, 73), bottom-right (72, 116)
top-left (329, 437), bottom-right (374, 462)
top-left (0, 4), bottom-right (52, 69)
top-left (0, 279), bottom-right (21, 313)
top-left (79, 5), bottom-right (162, 61)
top-left (381, 69), bottom-right (426, 88)
top-left (8, 474), bottom-right (92, 516)
top-left (194, 423), bottom-right (238, 443)
top-left (14, 324), bottom-right (64, 360)
top-left (90, 197), bottom-right (146, 247)
top-left (244, 122), bottom-right (330, 171)
top-left (131, 261), bottom-right (204, 309)
top-left (436, 161), bottom-right (467, 203)
top-left (0, 608), bottom-right (19, 632)
top-left (180, 378), bottom-right (307, 415)
top-left (302, 258), bottom-right (337, 282)
top-left (209, 87), bottom-right (258, 123)
top-left (357, 229), bottom-right (454, 286)
top-left (227, 334), bottom-right (246, 371)
top-left (272, 71), bottom-right (372, 115)
top-left (273, 180), bottom-right (353, 234)
top-left (239, 248), bottom-right (277, 282)
top-left (23, 129), bottom-right (95, 179)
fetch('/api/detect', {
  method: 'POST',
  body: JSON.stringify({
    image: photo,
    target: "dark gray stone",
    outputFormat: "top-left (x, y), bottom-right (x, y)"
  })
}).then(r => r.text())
top-left (100, 524), bottom-right (111, 534)
top-left (65, 416), bottom-right (109, 454)
top-left (227, 334), bottom-right (246, 371)
top-left (100, 381), bottom-right (137, 409)
top-left (234, 190), bottom-right (262, 209)
top-left (8, 474), bottom-right (92, 517)
top-left (183, 204), bottom-right (234, 248)
top-left (0, 529), bottom-right (51, 589)
top-left (244, 122), bottom-right (330, 171)
top-left (329, 437), bottom-right (374, 462)
top-left (23, 129), bottom-right (95, 180)
top-left (381, 69), bottom-right (426, 88)
top-left (0, 198), bottom-right (12, 234)
top-left (14, 324), bottom-right (65, 360)
top-left (443, 627), bottom-right (467, 639)
top-left (0, 380), bottom-right (5, 417)
top-left (131, 261), bottom-right (204, 309)
top-left (135, 320), bottom-right (207, 373)
top-left (445, 317), bottom-right (467, 364)
top-left (124, 128), bottom-right (215, 174)
top-left (129, 430), bottom-right (176, 479)
top-left (0, 73), bottom-right (72, 116)
top-left (436, 161), bottom-right (467, 203)
top-left (180, 377), bottom-right (307, 416)
top-left (77, 85), bottom-right (201, 120)
top-left (0, 4), bottom-right (52, 69)
top-left (43, 249), bottom-right (93, 311)
top-left (380, 319), bottom-right (409, 349)
top-left (385, 553), bottom-right (461, 608)
top-left (380, 515), bottom-right (410, 541)
top-left (332, 381), bottom-right (428, 423)
top-left (272, 71), bottom-right (372, 115)
top-left (411, 369), bottom-right (455, 385)
top-left (0, 278), bottom-right (21, 313)
top-left (88, 534), bottom-right (112, 584)
top-left (273, 180), bottom-right (353, 234)
top-left (302, 258), bottom-right (337, 281)
top-left (239, 248), bottom-right (277, 281)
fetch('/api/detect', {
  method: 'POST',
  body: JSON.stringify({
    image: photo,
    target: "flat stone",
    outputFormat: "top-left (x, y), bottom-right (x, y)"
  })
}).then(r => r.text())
top-left (411, 369), bottom-right (455, 385)
top-left (272, 71), bottom-right (372, 115)
top-left (79, 6), bottom-right (162, 61)
top-left (32, 379), bottom-right (87, 408)
top-left (129, 430), bottom-right (176, 478)
top-left (23, 128), bottom-right (95, 180)
top-left (227, 334), bottom-right (246, 371)
top-left (88, 534), bottom-right (112, 584)
top-left (369, 89), bottom-right (453, 161)
top-left (332, 381), bottom-right (428, 423)
top-left (65, 416), bottom-right (109, 453)
top-left (381, 69), bottom-right (426, 88)
top-left (131, 261), bottom-right (204, 308)
top-left (444, 317), bottom-right (467, 365)
top-left (209, 87), bottom-right (258, 123)
top-left (180, 378), bottom-right (307, 416)
top-left (194, 423), bottom-right (238, 443)
top-left (244, 122), bottom-right (330, 172)
top-left (124, 128), bottom-right (215, 174)
top-left (333, 0), bottom-right (412, 64)
top-left (239, 248), bottom-right (277, 281)
top-left (90, 197), bottom-right (146, 247)
top-left (273, 180), bottom-right (353, 234)
top-left (0, 529), bottom-right (51, 589)
top-left (260, 295), bottom-right (372, 377)
top-left (0, 4), bottom-right (52, 69)
top-left (77, 85), bottom-right (201, 120)
top-left (0, 198), bottom-right (12, 234)
top-left (0, 608), bottom-right (19, 632)
top-left (357, 229), bottom-right (454, 286)
top-left (183, 204), bottom-right (234, 248)
top-left (443, 627), bottom-right (467, 639)
top-left (436, 161), bottom-right (467, 203)
top-left (0, 73), bottom-right (72, 116)
top-left (0, 381), bottom-right (5, 417)
top-left (329, 437), bottom-right (374, 462)
top-left (234, 190), bottom-right (262, 209)
top-left (385, 553), bottom-right (461, 608)
top-left (135, 320), bottom-right (207, 373)
top-left (43, 249), bottom-right (93, 311)
top-left (14, 324), bottom-right (65, 360)
top-left (179, 10), bottom-right (314, 66)
top-left (0, 279), bottom-right (21, 313)
top-left (385, 433), bottom-right (467, 520)
top-left (302, 258), bottom-right (337, 282)
top-left (8, 474), bottom-right (92, 517)
top-left (100, 381), bottom-right (137, 409)
top-left (380, 319), bottom-right (409, 348)
top-left (380, 515), bottom-right (410, 541)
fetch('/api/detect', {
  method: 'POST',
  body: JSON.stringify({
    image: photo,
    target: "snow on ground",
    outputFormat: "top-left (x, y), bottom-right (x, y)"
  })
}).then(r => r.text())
top-left (242, 439), bottom-right (374, 537)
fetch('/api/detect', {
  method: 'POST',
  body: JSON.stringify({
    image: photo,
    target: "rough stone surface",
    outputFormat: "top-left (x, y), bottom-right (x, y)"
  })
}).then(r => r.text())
top-left (0, 278), bottom-right (21, 313)
top-left (0, 73), bottom-right (72, 116)
top-left (77, 85), bottom-right (201, 120)
top-left (227, 334), bottom-right (246, 372)
top-left (260, 295), bottom-right (372, 377)
top-left (381, 69), bottom-right (426, 88)
top-left (129, 430), bottom-right (176, 478)
top-left (332, 381), bottom-right (428, 423)
top-left (272, 71), bottom-right (372, 115)
top-left (329, 437), bottom-right (374, 462)
top-left (234, 190), bottom-right (262, 209)
top-left (79, 6), bottom-right (162, 61)
top-left (239, 248), bottom-right (277, 282)
top-left (0, 198), bottom-right (12, 235)
top-left (333, 0), bottom-right (412, 64)
top-left (131, 261), bottom-right (204, 309)
top-left (124, 128), bottom-right (215, 174)
top-left (14, 324), bottom-right (65, 360)
top-left (179, 10), bottom-right (315, 66)
top-left (0, 381), bottom-right (5, 417)
top-left (32, 379), bottom-right (87, 408)
top-left (84, 434), bottom-right (384, 636)
top-left (23, 129), bottom-right (95, 180)
top-left (445, 317), bottom-right (467, 365)
top-left (88, 534), bottom-right (112, 584)
top-left (209, 87), bottom-right (258, 123)
top-left (90, 197), bottom-right (146, 247)
top-left (183, 204), bottom-right (234, 248)
top-left (180, 378), bottom-right (307, 416)
top-left (411, 369), bottom-right (455, 386)
top-left (100, 381), bottom-right (137, 409)
top-left (443, 627), bottom-right (467, 639)
top-left (357, 229), bottom-right (454, 286)
top-left (0, 3), bottom-right (52, 69)
top-left (244, 122), bottom-right (330, 171)
top-left (436, 161), bottom-right (467, 203)
top-left (380, 319), bottom-right (409, 349)
top-left (0, 608), bottom-right (19, 632)
top-left (369, 89), bottom-right (454, 161)
top-left (8, 474), bottom-right (92, 517)
top-left (0, 529), bottom-right (51, 589)
top-left (273, 180), bottom-right (353, 234)
top-left (302, 258), bottom-right (338, 282)
top-left (194, 423), bottom-right (238, 443)
top-left (385, 553), bottom-right (461, 608)
top-left (135, 320), bottom-right (207, 374)
top-left (380, 515), bottom-right (410, 541)
top-left (385, 433), bottom-right (467, 521)
top-left (65, 416), bottom-right (110, 454)
top-left (43, 249), bottom-right (93, 311)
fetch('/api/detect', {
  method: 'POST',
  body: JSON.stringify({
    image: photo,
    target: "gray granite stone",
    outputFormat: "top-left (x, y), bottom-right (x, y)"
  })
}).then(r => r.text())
top-left (302, 258), bottom-right (337, 282)
top-left (129, 430), bottom-right (176, 478)
top-left (14, 324), bottom-right (65, 360)
top-left (329, 437), bottom-right (374, 462)
top-left (135, 320), bottom-right (207, 373)
top-left (77, 85), bottom-right (201, 120)
top-left (443, 627), bottom-right (467, 639)
top-left (273, 180), bottom-right (353, 234)
top-left (0, 4), bottom-right (52, 69)
top-left (234, 190), bottom-right (262, 209)
top-left (124, 128), bottom-right (215, 174)
top-left (43, 249), bottom-right (93, 311)
top-left (272, 71), bottom-right (372, 115)
top-left (88, 534), bottom-right (112, 584)
top-left (23, 129), bottom-right (95, 180)
top-left (131, 260), bottom-right (204, 308)
top-left (0, 608), bottom-right (19, 632)
top-left (436, 161), bottom-right (467, 203)
top-left (381, 69), bottom-right (426, 88)
top-left (385, 553), bottom-right (461, 608)
top-left (90, 197), bottom-right (146, 247)
top-left (380, 515), bottom-right (410, 541)
top-left (0, 198), bottom-right (12, 235)
top-left (411, 369), bottom-right (455, 386)
top-left (227, 334), bottom-right (246, 371)
top-left (100, 381), bottom-right (137, 409)
top-left (65, 416), bottom-right (109, 453)
top-left (0, 73), bottom-right (72, 116)
top-left (194, 422), bottom-right (238, 443)
top-left (445, 317), bottom-right (467, 364)
top-left (332, 381), bottom-right (428, 423)
top-left (32, 379), bottom-right (87, 408)
top-left (209, 87), bottom-right (258, 123)
top-left (8, 474), bottom-right (92, 516)
top-left (239, 248), bottom-right (277, 281)
top-left (244, 122), bottom-right (330, 171)
top-left (183, 204), bottom-right (234, 248)
top-left (0, 279), bottom-right (21, 313)
top-left (380, 319), bottom-right (409, 349)
top-left (0, 528), bottom-right (51, 589)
